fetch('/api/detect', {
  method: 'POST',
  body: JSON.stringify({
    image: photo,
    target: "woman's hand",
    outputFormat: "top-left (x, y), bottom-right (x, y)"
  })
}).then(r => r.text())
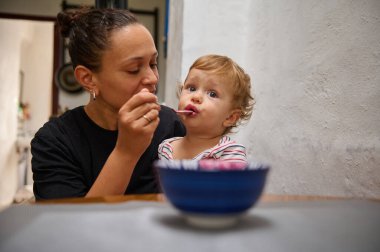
top-left (115, 88), bottom-right (161, 156)
top-left (86, 89), bottom-right (160, 197)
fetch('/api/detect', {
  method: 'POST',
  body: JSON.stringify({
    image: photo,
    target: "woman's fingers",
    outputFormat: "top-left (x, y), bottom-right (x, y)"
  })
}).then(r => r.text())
top-left (122, 89), bottom-right (158, 113)
top-left (118, 100), bottom-right (160, 130)
top-left (119, 89), bottom-right (160, 123)
top-left (115, 89), bottom-right (161, 154)
top-left (140, 107), bottom-right (159, 127)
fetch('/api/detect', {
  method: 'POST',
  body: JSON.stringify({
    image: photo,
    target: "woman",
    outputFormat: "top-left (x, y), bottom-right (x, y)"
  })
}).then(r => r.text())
top-left (31, 7), bottom-right (185, 200)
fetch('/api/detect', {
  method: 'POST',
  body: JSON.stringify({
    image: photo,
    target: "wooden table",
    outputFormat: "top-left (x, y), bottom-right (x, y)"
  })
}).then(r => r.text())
top-left (1, 194), bottom-right (379, 252)
top-left (35, 193), bottom-right (350, 204)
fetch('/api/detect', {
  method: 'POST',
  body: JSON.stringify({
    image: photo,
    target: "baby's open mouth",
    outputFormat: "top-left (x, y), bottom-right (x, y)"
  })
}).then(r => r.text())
top-left (184, 105), bottom-right (198, 115)
top-left (174, 104), bottom-right (198, 116)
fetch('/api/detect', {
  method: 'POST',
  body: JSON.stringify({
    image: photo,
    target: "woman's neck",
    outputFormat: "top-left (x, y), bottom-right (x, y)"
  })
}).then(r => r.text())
top-left (84, 101), bottom-right (119, 130)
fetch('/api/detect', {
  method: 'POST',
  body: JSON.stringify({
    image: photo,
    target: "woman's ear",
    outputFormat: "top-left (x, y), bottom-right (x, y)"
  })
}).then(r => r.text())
top-left (74, 65), bottom-right (96, 92)
top-left (223, 109), bottom-right (241, 127)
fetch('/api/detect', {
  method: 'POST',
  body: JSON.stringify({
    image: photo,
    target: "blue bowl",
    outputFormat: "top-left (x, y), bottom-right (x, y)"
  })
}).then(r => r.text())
top-left (154, 160), bottom-right (270, 216)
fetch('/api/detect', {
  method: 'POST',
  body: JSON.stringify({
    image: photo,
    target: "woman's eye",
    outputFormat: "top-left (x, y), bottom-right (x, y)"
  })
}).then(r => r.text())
top-left (208, 91), bottom-right (218, 98)
top-left (128, 69), bottom-right (139, 74)
top-left (150, 63), bottom-right (158, 69)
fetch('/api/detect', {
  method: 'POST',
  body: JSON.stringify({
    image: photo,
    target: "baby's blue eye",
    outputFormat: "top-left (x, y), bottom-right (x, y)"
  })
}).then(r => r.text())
top-left (208, 91), bottom-right (218, 98)
top-left (188, 86), bottom-right (196, 92)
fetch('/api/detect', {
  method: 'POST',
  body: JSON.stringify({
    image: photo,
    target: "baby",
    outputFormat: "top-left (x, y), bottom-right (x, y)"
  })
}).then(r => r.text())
top-left (158, 54), bottom-right (254, 163)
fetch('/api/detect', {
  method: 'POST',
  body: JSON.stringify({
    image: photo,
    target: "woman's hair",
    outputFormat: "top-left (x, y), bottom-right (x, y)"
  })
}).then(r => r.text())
top-left (185, 54), bottom-right (255, 134)
top-left (57, 7), bottom-right (139, 71)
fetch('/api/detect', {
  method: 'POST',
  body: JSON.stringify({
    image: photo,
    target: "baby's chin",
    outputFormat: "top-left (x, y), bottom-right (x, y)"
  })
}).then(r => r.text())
top-left (184, 126), bottom-right (225, 139)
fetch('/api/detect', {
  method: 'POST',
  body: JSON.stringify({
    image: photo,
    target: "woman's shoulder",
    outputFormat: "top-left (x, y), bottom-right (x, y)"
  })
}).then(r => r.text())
top-left (157, 105), bottom-right (186, 136)
top-left (159, 105), bottom-right (176, 119)
top-left (33, 106), bottom-right (85, 139)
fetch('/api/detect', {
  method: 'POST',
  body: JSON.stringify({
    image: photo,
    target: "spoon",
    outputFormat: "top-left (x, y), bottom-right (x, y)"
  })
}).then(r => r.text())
top-left (174, 109), bottom-right (193, 114)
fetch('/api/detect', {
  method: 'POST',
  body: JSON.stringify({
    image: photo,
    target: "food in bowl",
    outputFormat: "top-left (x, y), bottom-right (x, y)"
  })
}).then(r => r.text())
top-left (154, 159), bottom-right (270, 228)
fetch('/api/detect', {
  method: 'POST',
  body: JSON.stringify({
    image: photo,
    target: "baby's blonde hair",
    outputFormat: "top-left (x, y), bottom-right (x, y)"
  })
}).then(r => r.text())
top-left (181, 54), bottom-right (255, 134)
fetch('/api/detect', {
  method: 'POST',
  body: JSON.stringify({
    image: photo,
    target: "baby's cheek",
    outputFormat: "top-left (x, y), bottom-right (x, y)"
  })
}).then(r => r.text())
top-left (178, 98), bottom-right (187, 107)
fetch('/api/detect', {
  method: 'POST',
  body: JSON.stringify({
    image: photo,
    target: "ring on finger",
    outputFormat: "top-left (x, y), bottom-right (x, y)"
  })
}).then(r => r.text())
top-left (143, 114), bottom-right (152, 123)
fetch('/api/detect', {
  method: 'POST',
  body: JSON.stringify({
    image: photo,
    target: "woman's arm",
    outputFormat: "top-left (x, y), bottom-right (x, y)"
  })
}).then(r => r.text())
top-left (86, 89), bottom-right (160, 197)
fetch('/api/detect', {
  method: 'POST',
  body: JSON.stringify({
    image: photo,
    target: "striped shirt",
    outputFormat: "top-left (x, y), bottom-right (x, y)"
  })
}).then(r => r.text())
top-left (158, 135), bottom-right (247, 163)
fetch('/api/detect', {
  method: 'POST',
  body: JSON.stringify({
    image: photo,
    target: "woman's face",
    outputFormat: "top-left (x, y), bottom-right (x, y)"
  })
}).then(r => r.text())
top-left (92, 24), bottom-right (159, 111)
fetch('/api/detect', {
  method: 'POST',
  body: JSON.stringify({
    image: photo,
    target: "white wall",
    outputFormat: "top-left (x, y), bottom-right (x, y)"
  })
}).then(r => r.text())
top-left (0, 0), bottom-right (62, 208)
top-left (20, 22), bottom-right (54, 133)
top-left (0, 20), bottom-right (27, 207)
top-left (0, 19), bottom-right (54, 207)
top-left (166, 0), bottom-right (380, 198)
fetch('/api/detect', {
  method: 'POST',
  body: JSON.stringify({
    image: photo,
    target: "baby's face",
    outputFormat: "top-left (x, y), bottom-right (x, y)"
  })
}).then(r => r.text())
top-left (178, 69), bottom-right (237, 137)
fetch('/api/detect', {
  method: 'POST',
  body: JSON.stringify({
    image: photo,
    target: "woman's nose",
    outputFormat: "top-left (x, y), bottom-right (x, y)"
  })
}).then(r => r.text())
top-left (142, 67), bottom-right (159, 87)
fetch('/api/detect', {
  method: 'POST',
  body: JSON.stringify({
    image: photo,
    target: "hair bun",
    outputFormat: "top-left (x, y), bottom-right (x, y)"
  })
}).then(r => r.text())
top-left (57, 11), bottom-right (74, 37)
top-left (57, 7), bottom-right (92, 37)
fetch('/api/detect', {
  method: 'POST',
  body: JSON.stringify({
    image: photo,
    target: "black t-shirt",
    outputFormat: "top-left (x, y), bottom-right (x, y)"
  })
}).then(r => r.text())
top-left (31, 105), bottom-right (185, 200)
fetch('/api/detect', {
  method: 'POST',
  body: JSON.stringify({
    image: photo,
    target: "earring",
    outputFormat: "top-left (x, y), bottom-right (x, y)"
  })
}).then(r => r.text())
top-left (91, 90), bottom-right (96, 101)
